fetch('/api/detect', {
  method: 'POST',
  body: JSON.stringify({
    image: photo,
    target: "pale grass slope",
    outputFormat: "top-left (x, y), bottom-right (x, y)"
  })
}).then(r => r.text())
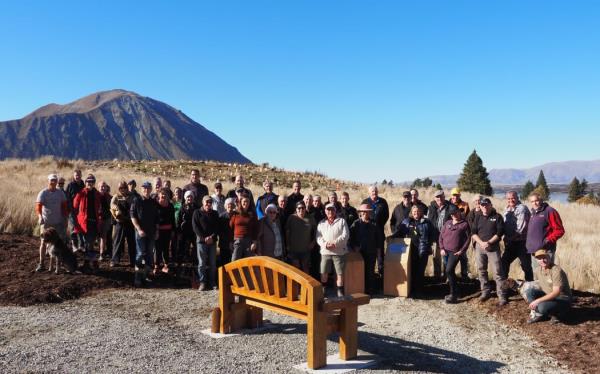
top-left (0, 157), bottom-right (596, 293)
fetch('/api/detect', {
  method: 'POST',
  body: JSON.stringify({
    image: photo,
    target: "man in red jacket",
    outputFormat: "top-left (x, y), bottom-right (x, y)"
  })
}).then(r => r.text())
top-left (73, 174), bottom-right (103, 272)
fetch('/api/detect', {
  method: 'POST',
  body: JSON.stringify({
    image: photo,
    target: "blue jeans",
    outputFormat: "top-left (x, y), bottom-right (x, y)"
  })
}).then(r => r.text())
top-left (524, 287), bottom-right (571, 317)
top-left (197, 240), bottom-right (217, 287)
top-left (135, 232), bottom-right (155, 270)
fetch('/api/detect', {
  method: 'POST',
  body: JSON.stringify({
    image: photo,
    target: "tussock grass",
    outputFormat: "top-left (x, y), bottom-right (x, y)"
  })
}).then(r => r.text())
top-left (1, 157), bottom-right (597, 293)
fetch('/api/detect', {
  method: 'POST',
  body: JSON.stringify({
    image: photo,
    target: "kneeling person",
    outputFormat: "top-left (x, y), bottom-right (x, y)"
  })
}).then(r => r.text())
top-left (525, 249), bottom-right (572, 324)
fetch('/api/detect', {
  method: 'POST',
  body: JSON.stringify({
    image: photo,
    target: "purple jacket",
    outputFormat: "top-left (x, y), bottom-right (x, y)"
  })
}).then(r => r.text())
top-left (439, 219), bottom-right (471, 253)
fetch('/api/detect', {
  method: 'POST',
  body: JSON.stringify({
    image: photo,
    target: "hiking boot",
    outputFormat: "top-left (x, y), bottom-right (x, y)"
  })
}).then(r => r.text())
top-left (479, 292), bottom-right (491, 302)
top-left (444, 294), bottom-right (458, 304)
top-left (35, 263), bottom-right (45, 272)
top-left (198, 282), bottom-right (207, 291)
top-left (527, 312), bottom-right (547, 324)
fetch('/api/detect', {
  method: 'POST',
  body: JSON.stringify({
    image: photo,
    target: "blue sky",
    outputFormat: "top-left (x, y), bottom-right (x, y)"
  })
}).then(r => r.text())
top-left (1, 1), bottom-right (599, 183)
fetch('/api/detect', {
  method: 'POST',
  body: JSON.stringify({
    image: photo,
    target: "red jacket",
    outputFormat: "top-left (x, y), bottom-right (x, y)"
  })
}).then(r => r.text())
top-left (73, 188), bottom-right (103, 234)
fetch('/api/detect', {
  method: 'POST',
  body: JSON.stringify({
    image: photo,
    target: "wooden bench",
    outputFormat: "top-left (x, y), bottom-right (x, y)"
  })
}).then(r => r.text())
top-left (211, 256), bottom-right (370, 369)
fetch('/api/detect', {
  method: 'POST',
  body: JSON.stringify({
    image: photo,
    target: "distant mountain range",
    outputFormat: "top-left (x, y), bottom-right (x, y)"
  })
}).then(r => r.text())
top-left (428, 160), bottom-right (600, 186)
top-left (0, 89), bottom-right (251, 163)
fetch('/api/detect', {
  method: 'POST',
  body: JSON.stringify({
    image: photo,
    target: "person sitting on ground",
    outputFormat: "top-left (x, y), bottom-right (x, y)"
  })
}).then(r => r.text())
top-left (349, 204), bottom-right (384, 295)
top-left (257, 204), bottom-right (286, 260)
top-left (316, 203), bottom-right (350, 298)
top-left (397, 205), bottom-right (434, 296)
top-left (525, 249), bottom-right (572, 324)
top-left (439, 205), bottom-right (471, 304)
top-left (286, 201), bottom-right (316, 273)
top-left (35, 174), bottom-right (69, 272)
top-left (472, 197), bottom-right (508, 306)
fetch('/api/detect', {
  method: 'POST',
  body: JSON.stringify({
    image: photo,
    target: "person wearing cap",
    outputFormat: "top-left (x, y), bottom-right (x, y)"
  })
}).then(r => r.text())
top-left (226, 174), bottom-right (255, 211)
top-left (155, 188), bottom-right (175, 275)
top-left (130, 181), bottom-right (160, 286)
top-left (35, 174), bottom-right (69, 272)
top-left (317, 203), bottom-right (350, 298)
top-left (217, 197), bottom-right (237, 266)
top-left (175, 190), bottom-right (199, 272)
top-left (472, 197), bottom-right (507, 305)
top-left (397, 205), bottom-right (434, 295)
top-left (182, 169), bottom-right (209, 207)
top-left (211, 182), bottom-right (226, 215)
top-left (339, 191), bottom-right (358, 227)
top-left (501, 190), bottom-right (533, 281)
top-left (66, 169), bottom-right (85, 251)
top-left (286, 201), bottom-right (316, 273)
top-left (192, 195), bottom-right (220, 290)
top-left (110, 181), bottom-right (135, 267)
top-left (230, 195), bottom-right (259, 261)
top-left (450, 187), bottom-right (470, 216)
top-left (427, 190), bottom-right (456, 279)
top-left (285, 180), bottom-right (304, 216)
top-left (390, 191), bottom-right (412, 236)
top-left (257, 203), bottom-right (285, 260)
top-left (349, 204), bottom-right (384, 295)
top-left (361, 186), bottom-right (389, 276)
top-left (439, 205), bottom-right (471, 303)
top-left (409, 189), bottom-right (428, 216)
top-left (73, 174), bottom-right (103, 272)
top-left (526, 192), bottom-right (565, 265)
top-left (256, 180), bottom-right (279, 220)
top-left (524, 249), bottom-right (572, 324)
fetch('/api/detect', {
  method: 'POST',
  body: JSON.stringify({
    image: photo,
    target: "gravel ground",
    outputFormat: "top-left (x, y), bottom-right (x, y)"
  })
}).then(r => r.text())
top-left (0, 289), bottom-right (570, 373)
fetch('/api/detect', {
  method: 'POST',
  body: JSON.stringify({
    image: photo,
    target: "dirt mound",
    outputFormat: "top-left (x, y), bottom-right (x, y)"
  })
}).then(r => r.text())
top-left (0, 233), bottom-right (190, 306)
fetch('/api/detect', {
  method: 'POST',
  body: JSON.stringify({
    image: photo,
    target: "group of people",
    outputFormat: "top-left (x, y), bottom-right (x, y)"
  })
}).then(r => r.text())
top-left (35, 169), bottom-right (572, 323)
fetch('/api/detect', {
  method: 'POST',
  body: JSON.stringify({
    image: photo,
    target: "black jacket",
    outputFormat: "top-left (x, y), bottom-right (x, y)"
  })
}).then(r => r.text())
top-left (390, 203), bottom-right (411, 234)
top-left (361, 197), bottom-right (389, 232)
top-left (472, 209), bottom-right (504, 242)
top-left (427, 200), bottom-right (456, 239)
top-left (340, 205), bottom-right (358, 227)
top-left (192, 208), bottom-right (220, 243)
top-left (349, 219), bottom-right (384, 254)
top-left (177, 203), bottom-right (198, 236)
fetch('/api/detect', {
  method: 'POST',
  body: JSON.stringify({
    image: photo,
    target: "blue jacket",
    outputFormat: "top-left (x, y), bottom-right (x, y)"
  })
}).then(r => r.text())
top-left (399, 217), bottom-right (434, 255)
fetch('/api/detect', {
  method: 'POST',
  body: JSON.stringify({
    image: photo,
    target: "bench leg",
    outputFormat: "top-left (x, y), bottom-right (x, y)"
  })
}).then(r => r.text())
top-left (339, 306), bottom-right (358, 360)
top-left (307, 311), bottom-right (327, 369)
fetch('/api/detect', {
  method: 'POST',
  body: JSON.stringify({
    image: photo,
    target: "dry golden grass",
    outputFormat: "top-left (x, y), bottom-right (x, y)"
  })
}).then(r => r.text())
top-left (1, 157), bottom-right (597, 293)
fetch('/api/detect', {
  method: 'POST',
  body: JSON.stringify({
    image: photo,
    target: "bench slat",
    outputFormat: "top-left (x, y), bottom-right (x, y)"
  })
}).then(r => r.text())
top-left (230, 286), bottom-right (309, 314)
top-left (245, 298), bottom-right (309, 321)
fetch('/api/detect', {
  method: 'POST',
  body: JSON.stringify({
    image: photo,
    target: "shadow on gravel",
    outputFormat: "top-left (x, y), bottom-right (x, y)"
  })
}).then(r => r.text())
top-left (265, 323), bottom-right (504, 373)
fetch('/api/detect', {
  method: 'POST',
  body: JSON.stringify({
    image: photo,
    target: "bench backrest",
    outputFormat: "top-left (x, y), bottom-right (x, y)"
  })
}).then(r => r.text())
top-left (222, 256), bottom-right (322, 320)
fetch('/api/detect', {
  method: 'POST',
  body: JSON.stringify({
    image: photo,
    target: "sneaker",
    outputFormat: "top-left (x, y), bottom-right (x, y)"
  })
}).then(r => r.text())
top-left (444, 295), bottom-right (458, 304)
top-left (198, 282), bottom-right (207, 291)
top-left (35, 263), bottom-right (45, 272)
top-left (479, 293), bottom-right (491, 302)
top-left (527, 312), bottom-right (547, 324)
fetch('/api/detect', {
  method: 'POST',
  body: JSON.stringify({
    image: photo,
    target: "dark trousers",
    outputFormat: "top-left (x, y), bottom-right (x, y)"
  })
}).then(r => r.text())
top-left (177, 232), bottom-right (196, 265)
top-left (218, 242), bottom-right (232, 267)
top-left (411, 250), bottom-right (429, 293)
top-left (525, 288), bottom-right (571, 317)
top-left (309, 246), bottom-right (321, 280)
top-left (446, 251), bottom-right (461, 297)
top-left (361, 250), bottom-right (377, 294)
top-left (155, 229), bottom-right (172, 266)
top-left (111, 221), bottom-right (135, 265)
top-left (501, 240), bottom-right (533, 281)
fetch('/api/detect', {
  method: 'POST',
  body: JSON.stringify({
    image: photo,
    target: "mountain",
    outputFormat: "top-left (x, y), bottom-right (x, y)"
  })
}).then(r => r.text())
top-left (427, 160), bottom-right (600, 186)
top-left (0, 89), bottom-right (251, 163)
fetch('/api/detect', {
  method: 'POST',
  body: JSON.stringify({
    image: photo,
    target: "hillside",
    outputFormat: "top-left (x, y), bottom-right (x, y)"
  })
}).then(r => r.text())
top-left (0, 89), bottom-right (250, 163)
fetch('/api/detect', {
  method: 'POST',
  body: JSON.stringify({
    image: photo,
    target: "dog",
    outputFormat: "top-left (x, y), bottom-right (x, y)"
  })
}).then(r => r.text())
top-left (41, 227), bottom-right (78, 274)
top-left (505, 278), bottom-right (540, 300)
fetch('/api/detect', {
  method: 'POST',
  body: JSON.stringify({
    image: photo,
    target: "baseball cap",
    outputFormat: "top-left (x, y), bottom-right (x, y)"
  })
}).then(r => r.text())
top-left (141, 181), bottom-right (152, 188)
top-left (480, 197), bottom-right (492, 205)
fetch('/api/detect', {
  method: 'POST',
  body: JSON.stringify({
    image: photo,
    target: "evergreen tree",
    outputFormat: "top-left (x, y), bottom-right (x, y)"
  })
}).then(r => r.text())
top-left (422, 177), bottom-right (433, 188)
top-left (535, 170), bottom-right (550, 199)
top-left (567, 177), bottom-right (581, 203)
top-left (521, 180), bottom-right (535, 199)
top-left (531, 185), bottom-right (549, 201)
top-left (435, 183), bottom-right (443, 190)
top-left (382, 179), bottom-right (388, 185)
top-left (580, 178), bottom-right (588, 196)
top-left (456, 150), bottom-right (493, 195)
top-left (411, 178), bottom-right (423, 188)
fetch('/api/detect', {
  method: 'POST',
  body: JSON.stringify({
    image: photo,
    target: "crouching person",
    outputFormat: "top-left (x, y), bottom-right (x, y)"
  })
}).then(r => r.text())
top-left (130, 182), bottom-right (159, 287)
top-left (525, 249), bottom-right (572, 324)
top-left (316, 203), bottom-right (349, 298)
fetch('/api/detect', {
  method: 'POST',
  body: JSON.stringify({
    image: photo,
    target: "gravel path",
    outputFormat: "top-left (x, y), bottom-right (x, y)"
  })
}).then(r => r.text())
top-left (0, 289), bottom-right (570, 373)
